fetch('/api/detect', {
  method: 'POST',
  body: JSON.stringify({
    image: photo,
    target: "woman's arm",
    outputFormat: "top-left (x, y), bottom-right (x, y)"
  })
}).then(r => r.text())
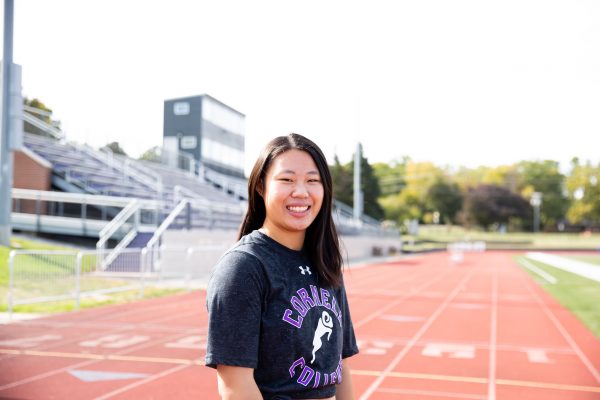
top-left (216, 365), bottom-right (262, 400)
top-left (335, 359), bottom-right (355, 400)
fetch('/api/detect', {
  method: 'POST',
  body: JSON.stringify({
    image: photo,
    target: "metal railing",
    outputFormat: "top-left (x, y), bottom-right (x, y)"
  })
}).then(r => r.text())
top-left (5, 245), bottom-right (227, 321)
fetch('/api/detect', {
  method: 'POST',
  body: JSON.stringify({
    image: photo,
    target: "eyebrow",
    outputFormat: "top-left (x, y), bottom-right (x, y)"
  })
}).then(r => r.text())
top-left (278, 169), bottom-right (320, 175)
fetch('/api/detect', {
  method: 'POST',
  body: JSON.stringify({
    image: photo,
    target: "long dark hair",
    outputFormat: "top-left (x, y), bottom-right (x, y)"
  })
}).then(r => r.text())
top-left (238, 133), bottom-right (343, 287)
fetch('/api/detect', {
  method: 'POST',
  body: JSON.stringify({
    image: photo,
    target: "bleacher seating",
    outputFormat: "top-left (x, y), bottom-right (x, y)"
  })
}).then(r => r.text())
top-left (23, 133), bottom-right (160, 199)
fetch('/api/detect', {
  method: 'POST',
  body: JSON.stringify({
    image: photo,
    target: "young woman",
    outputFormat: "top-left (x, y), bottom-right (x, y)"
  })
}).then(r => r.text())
top-left (205, 133), bottom-right (359, 399)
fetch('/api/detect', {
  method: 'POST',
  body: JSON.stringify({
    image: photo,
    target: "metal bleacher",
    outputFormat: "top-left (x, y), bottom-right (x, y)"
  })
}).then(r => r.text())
top-left (23, 133), bottom-right (161, 200)
top-left (17, 130), bottom-right (247, 273)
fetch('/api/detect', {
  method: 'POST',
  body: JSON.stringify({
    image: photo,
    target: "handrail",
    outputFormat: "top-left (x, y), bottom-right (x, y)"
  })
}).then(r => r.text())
top-left (22, 112), bottom-right (63, 139)
top-left (101, 229), bottom-right (138, 270)
top-left (145, 199), bottom-right (189, 250)
top-left (12, 188), bottom-right (158, 208)
top-left (97, 199), bottom-right (140, 249)
top-left (114, 152), bottom-right (163, 192)
top-left (174, 185), bottom-right (210, 205)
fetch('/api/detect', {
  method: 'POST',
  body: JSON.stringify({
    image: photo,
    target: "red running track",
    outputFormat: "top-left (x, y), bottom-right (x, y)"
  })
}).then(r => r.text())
top-left (0, 251), bottom-right (598, 399)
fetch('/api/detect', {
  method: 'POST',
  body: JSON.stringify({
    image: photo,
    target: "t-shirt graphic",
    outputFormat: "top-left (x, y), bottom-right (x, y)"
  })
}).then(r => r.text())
top-left (205, 230), bottom-right (359, 399)
top-left (311, 311), bottom-right (333, 363)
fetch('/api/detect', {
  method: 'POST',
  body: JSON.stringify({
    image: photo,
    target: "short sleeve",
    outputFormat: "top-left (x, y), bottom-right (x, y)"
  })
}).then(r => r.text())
top-left (205, 250), bottom-right (265, 369)
top-left (340, 279), bottom-right (359, 359)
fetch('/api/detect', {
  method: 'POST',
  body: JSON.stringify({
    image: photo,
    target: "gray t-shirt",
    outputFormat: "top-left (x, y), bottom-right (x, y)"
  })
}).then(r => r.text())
top-left (205, 230), bottom-right (359, 399)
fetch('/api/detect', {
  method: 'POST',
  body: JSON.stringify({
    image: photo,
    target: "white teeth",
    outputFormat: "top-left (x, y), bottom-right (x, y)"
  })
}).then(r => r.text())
top-left (288, 206), bottom-right (309, 212)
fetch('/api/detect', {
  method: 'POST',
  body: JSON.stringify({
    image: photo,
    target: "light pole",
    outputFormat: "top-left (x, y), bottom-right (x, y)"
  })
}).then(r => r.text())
top-left (530, 192), bottom-right (542, 233)
top-left (0, 0), bottom-right (15, 246)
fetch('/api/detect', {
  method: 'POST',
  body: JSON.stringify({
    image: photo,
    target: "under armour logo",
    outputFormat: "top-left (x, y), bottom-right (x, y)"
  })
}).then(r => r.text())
top-left (299, 266), bottom-right (311, 275)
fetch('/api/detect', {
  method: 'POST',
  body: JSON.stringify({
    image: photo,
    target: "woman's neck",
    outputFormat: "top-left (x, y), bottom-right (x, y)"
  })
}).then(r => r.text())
top-left (259, 225), bottom-right (305, 251)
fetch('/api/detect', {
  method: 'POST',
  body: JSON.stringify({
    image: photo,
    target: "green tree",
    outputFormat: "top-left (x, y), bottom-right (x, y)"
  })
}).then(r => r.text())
top-left (330, 154), bottom-right (353, 206)
top-left (463, 184), bottom-right (531, 230)
top-left (517, 160), bottom-right (569, 230)
top-left (138, 146), bottom-right (161, 162)
top-left (23, 97), bottom-right (62, 138)
top-left (565, 159), bottom-right (600, 227)
top-left (348, 145), bottom-right (384, 220)
top-left (373, 158), bottom-right (408, 196)
top-left (101, 142), bottom-right (128, 156)
top-left (427, 179), bottom-right (463, 224)
top-left (330, 146), bottom-right (384, 220)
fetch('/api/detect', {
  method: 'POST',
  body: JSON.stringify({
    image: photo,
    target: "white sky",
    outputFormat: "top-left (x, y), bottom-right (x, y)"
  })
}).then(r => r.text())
top-left (5, 0), bottom-right (600, 176)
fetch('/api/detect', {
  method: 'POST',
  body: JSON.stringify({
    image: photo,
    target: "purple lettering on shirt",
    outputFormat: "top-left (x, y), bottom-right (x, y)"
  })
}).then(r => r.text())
top-left (291, 296), bottom-right (308, 317)
top-left (298, 365), bottom-right (315, 386)
top-left (298, 288), bottom-right (315, 310)
top-left (320, 288), bottom-right (331, 310)
top-left (310, 285), bottom-right (322, 306)
top-left (330, 372), bottom-right (337, 385)
top-left (282, 308), bottom-right (303, 328)
top-left (324, 372), bottom-right (329, 386)
top-left (336, 358), bottom-right (343, 383)
top-left (330, 295), bottom-right (341, 325)
top-left (312, 371), bottom-right (321, 388)
top-left (289, 356), bottom-right (305, 377)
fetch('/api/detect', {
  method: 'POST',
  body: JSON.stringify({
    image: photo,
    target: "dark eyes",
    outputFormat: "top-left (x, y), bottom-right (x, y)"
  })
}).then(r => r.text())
top-left (277, 178), bottom-right (321, 183)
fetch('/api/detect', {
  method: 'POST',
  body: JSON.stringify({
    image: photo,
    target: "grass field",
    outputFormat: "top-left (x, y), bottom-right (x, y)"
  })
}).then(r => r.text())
top-left (403, 225), bottom-right (600, 252)
top-left (516, 255), bottom-right (600, 339)
top-left (1, 237), bottom-right (185, 314)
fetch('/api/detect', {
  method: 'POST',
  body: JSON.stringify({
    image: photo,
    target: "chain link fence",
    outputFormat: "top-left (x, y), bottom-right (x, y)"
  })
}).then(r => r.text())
top-left (4, 244), bottom-right (228, 320)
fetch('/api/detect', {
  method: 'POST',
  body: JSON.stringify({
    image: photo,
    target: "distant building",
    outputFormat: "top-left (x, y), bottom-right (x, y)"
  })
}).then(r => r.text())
top-left (163, 94), bottom-right (245, 178)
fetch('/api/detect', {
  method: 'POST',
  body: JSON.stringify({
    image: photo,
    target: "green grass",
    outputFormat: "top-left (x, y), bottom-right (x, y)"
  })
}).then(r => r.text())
top-left (7, 287), bottom-right (186, 313)
top-left (402, 225), bottom-right (600, 252)
top-left (1, 236), bottom-right (187, 315)
top-left (560, 254), bottom-right (600, 266)
top-left (517, 256), bottom-right (600, 339)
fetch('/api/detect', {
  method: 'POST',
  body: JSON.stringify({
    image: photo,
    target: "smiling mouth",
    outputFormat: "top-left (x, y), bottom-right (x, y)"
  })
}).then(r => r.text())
top-left (287, 205), bottom-right (310, 212)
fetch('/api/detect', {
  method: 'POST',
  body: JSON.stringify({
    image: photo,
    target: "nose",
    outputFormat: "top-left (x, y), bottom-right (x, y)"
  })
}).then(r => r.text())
top-left (292, 182), bottom-right (309, 198)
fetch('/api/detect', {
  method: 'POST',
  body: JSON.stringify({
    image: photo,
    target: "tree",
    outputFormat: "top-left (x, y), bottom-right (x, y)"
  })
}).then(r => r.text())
top-left (517, 160), bottom-right (569, 230)
top-left (330, 154), bottom-right (353, 206)
top-left (565, 159), bottom-right (600, 227)
top-left (138, 146), bottom-right (161, 162)
top-left (463, 184), bottom-right (531, 230)
top-left (330, 146), bottom-right (384, 220)
top-left (373, 158), bottom-right (408, 196)
top-left (23, 97), bottom-right (62, 138)
top-left (101, 141), bottom-right (128, 156)
top-left (427, 179), bottom-right (463, 224)
top-left (348, 144), bottom-right (384, 220)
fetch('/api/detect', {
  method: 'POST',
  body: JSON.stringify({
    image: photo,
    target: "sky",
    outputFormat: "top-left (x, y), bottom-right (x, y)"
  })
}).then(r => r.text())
top-left (4, 0), bottom-right (600, 176)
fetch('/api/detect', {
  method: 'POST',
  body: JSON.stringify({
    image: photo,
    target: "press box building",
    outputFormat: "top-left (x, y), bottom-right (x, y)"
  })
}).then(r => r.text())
top-left (163, 94), bottom-right (245, 178)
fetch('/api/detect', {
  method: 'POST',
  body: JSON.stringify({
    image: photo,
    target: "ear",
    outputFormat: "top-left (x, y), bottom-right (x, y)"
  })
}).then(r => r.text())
top-left (256, 181), bottom-right (264, 197)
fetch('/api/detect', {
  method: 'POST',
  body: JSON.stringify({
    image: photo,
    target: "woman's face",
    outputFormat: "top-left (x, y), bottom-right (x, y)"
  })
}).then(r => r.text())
top-left (261, 149), bottom-right (324, 241)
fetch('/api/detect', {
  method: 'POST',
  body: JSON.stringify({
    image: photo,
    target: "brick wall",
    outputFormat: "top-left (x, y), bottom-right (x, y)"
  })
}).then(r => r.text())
top-left (13, 149), bottom-right (52, 213)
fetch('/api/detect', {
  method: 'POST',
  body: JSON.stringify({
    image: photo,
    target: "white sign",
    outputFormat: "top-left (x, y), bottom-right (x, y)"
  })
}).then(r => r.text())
top-left (180, 136), bottom-right (197, 149)
top-left (173, 101), bottom-right (190, 115)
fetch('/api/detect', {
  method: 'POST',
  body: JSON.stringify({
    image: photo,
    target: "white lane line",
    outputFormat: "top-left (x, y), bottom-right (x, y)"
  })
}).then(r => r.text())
top-left (378, 387), bottom-right (486, 399)
top-left (354, 268), bottom-right (453, 329)
top-left (487, 262), bottom-right (498, 400)
top-left (523, 275), bottom-right (600, 384)
top-left (526, 252), bottom-right (600, 283)
top-left (0, 308), bottom-right (202, 391)
top-left (520, 258), bottom-right (557, 284)
top-left (93, 364), bottom-right (189, 400)
top-left (359, 265), bottom-right (479, 400)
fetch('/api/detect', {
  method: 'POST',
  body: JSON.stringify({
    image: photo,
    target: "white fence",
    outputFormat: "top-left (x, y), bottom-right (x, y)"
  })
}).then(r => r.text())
top-left (5, 244), bottom-right (228, 320)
